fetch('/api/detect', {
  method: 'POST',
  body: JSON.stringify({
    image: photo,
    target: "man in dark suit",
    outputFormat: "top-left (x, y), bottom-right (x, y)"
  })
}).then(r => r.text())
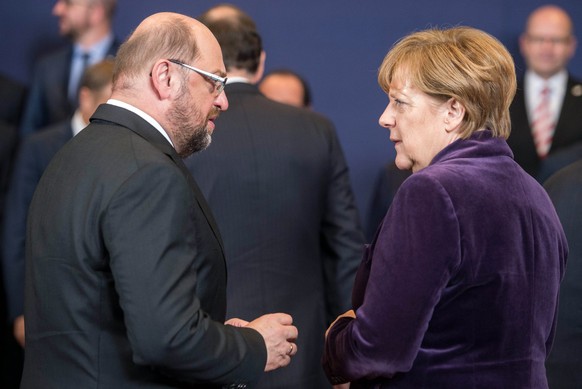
top-left (19, 0), bottom-right (119, 137)
top-left (0, 73), bottom-right (27, 389)
top-left (0, 74), bottom-right (27, 134)
top-left (2, 59), bottom-right (114, 350)
top-left (508, 5), bottom-right (582, 180)
top-left (537, 141), bottom-right (582, 183)
top-left (22, 12), bottom-right (297, 389)
top-left (185, 15), bottom-right (364, 389)
top-left (544, 159), bottom-right (582, 388)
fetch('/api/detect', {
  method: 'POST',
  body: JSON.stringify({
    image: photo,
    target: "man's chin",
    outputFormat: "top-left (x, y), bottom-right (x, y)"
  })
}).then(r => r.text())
top-left (201, 134), bottom-right (212, 150)
top-left (207, 120), bottom-right (216, 134)
top-left (179, 134), bottom-right (212, 159)
top-left (62, 28), bottom-right (77, 39)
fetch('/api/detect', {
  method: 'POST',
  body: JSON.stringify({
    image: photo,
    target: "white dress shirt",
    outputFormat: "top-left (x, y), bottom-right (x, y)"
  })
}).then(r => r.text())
top-left (524, 69), bottom-right (567, 126)
top-left (106, 99), bottom-right (174, 147)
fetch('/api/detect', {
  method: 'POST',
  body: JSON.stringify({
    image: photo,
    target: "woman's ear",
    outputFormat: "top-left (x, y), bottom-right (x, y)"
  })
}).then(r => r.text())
top-left (444, 97), bottom-right (465, 132)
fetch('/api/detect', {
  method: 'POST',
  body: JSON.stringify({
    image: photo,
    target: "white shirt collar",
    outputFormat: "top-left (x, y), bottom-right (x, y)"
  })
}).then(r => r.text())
top-left (226, 77), bottom-right (251, 84)
top-left (525, 69), bottom-right (567, 95)
top-left (74, 33), bottom-right (114, 61)
top-left (71, 109), bottom-right (87, 137)
top-left (106, 99), bottom-right (174, 147)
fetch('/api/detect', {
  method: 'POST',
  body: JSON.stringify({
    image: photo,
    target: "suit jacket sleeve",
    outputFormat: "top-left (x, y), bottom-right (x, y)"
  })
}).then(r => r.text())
top-left (103, 161), bottom-right (266, 385)
top-left (19, 63), bottom-right (49, 137)
top-left (19, 50), bottom-right (71, 137)
top-left (320, 120), bottom-right (364, 322)
top-left (2, 137), bottom-right (43, 321)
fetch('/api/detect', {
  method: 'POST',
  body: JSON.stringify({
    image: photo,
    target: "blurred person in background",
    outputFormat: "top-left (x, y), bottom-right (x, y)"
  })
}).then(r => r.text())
top-left (259, 69), bottom-right (312, 109)
top-left (0, 72), bottom-right (27, 389)
top-left (19, 0), bottom-right (119, 137)
top-left (508, 5), bottom-right (582, 181)
top-left (2, 59), bottom-right (115, 350)
top-left (544, 160), bottom-right (582, 389)
top-left (186, 9), bottom-right (364, 389)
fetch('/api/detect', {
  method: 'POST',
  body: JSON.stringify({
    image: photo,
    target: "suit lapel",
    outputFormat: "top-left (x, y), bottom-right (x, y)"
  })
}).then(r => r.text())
top-left (172, 155), bottom-right (226, 253)
top-left (553, 77), bottom-right (582, 148)
top-left (510, 83), bottom-right (538, 155)
top-left (90, 104), bottom-right (225, 252)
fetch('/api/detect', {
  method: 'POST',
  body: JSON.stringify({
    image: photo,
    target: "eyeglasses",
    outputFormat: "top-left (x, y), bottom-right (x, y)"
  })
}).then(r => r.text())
top-left (168, 59), bottom-right (227, 95)
top-left (56, 0), bottom-right (92, 7)
top-left (525, 34), bottom-right (572, 46)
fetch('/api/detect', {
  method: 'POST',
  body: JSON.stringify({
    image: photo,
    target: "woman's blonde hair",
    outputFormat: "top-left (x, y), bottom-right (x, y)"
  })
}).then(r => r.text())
top-left (378, 26), bottom-right (516, 139)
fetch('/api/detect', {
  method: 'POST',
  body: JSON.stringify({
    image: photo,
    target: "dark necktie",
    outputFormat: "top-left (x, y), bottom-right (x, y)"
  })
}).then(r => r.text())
top-left (71, 52), bottom-right (90, 104)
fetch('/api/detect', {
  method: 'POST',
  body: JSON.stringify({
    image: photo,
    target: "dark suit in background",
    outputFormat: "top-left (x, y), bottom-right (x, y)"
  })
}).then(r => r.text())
top-left (544, 159), bottom-right (582, 389)
top-left (0, 74), bottom-right (27, 133)
top-left (19, 41), bottom-right (118, 137)
top-left (2, 122), bottom-right (72, 323)
top-left (508, 5), bottom-right (582, 181)
top-left (0, 73), bottom-right (26, 250)
top-left (538, 141), bottom-right (582, 184)
top-left (186, 14), bottom-right (363, 386)
top-left (366, 162), bottom-right (411, 241)
top-left (508, 76), bottom-right (582, 179)
top-left (0, 72), bottom-right (26, 389)
top-left (22, 104), bottom-right (265, 388)
top-left (186, 82), bottom-right (364, 389)
top-left (0, 126), bottom-right (20, 389)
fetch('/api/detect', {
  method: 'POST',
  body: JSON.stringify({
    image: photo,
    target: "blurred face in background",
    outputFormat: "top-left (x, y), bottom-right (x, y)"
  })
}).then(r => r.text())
top-left (520, 6), bottom-right (577, 79)
top-left (259, 73), bottom-right (306, 108)
top-left (52, 0), bottom-right (95, 39)
top-left (79, 82), bottom-right (111, 123)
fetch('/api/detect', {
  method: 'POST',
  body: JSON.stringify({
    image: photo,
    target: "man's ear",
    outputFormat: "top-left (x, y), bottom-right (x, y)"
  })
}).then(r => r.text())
top-left (444, 97), bottom-right (465, 132)
top-left (78, 87), bottom-right (91, 121)
top-left (150, 59), bottom-right (175, 100)
top-left (250, 51), bottom-right (266, 84)
top-left (89, 2), bottom-right (107, 27)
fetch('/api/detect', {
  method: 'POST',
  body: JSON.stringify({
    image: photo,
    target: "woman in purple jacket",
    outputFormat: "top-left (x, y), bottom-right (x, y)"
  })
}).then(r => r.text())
top-left (323, 26), bottom-right (568, 388)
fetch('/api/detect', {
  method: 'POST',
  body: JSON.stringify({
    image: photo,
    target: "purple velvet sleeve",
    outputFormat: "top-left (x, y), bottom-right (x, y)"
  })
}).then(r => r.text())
top-left (323, 173), bottom-right (462, 382)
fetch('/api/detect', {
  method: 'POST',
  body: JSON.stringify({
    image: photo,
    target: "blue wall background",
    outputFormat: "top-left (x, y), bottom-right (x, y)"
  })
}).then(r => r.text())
top-left (2, 0), bottom-right (582, 230)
